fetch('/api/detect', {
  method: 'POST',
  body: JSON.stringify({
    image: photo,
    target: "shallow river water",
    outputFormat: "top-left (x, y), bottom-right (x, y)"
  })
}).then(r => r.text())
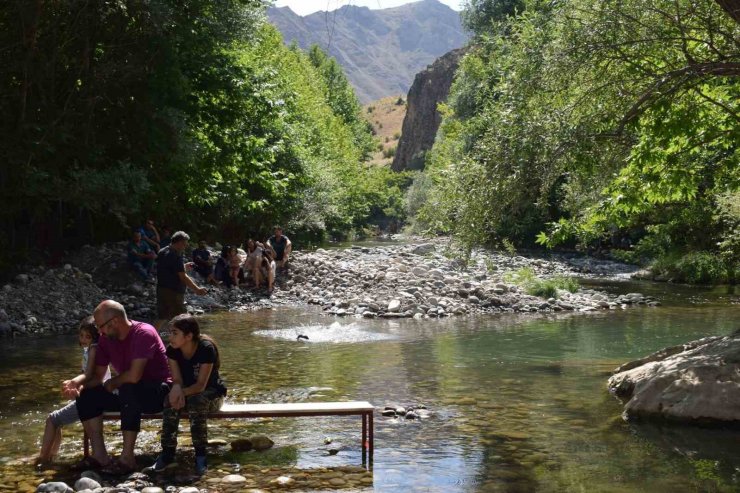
top-left (0, 280), bottom-right (738, 491)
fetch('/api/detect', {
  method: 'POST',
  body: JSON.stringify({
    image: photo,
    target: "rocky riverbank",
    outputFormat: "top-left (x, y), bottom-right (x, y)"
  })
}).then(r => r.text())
top-left (274, 241), bottom-right (654, 319)
top-left (0, 239), bottom-right (653, 337)
top-left (29, 463), bottom-right (376, 492)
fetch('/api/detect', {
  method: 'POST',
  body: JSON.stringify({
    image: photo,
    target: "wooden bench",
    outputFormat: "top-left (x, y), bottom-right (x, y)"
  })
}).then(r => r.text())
top-left (84, 401), bottom-right (375, 463)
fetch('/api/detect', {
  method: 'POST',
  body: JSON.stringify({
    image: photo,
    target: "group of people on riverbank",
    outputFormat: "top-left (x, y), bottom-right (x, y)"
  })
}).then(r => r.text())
top-left (128, 222), bottom-right (291, 294)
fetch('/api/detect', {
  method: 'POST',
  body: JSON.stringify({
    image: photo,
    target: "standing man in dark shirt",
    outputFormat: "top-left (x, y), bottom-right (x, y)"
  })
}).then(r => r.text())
top-left (155, 231), bottom-right (207, 330)
top-left (267, 225), bottom-right (292, 269)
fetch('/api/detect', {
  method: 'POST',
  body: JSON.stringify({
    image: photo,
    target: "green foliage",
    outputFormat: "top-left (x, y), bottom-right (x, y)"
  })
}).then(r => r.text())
top-left (504, 267), bottom-right (579, 298)
top-left (504, 267), bottom-right (537, 285)
top-left (501, 238), bottom-right (517, 256)
top-left (395, 97), bottom-right (405, 105)
top-left (652, 252), bottom-right (735, 284)
top-left (0, 0), bottom-right (397, 264)
top-left (417, 0), bottom-right (740, 283)
top-left (307, 45), bottom-right (375, 160)
top-left (382, 146), bottom-right (397, 159)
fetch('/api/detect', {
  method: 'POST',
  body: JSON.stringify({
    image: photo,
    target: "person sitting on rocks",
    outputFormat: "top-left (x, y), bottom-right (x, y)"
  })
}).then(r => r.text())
top-left (149, 313), bottom-right (226, 475)
top-left (191, 240), bottom-right (217, 285)
top-left (214, 245), bottom-right (232, 287)
top-left (127, 230), bottom-right (156, 280)
top-left (139, 219), bottom-right (161, 252)
top-left (267, 226), bottom-right (292, 269)
top-left (228, 245), bottom-right (242, 288)
top-left (159, 226), bottom-right (172, 248)
top-left (260, 244), bottom-right (276, 293)
top-left (244, 239), bottom-right (264, 288)
top-left (72, 300), bottom-right (172, 474)
top-left (214, 245), bottom-right (244, 288)
top-left (36, 316), bottom-right (110, 465)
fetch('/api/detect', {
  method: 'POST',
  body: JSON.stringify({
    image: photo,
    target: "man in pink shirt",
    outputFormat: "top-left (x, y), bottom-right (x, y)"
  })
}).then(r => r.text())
top-left (70, 300), bottom-right (172, 473)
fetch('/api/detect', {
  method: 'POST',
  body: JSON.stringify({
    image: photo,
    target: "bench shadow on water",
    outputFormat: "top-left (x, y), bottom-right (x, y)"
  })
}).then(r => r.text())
top-left (0, 281), bottom-right (739, 491)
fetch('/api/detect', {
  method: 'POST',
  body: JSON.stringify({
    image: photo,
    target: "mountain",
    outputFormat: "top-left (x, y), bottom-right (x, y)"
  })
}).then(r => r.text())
top-left (268, 0), bottom-right (469, 103)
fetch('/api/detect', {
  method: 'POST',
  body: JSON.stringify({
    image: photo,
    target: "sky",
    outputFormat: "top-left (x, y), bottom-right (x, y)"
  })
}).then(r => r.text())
top-left (272, 0), bottom-right (464, 16)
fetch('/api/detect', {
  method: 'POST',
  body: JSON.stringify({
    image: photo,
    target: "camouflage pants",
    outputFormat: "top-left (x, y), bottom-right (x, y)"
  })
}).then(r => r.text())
top-left (161, 388), bottom-right (223, 453)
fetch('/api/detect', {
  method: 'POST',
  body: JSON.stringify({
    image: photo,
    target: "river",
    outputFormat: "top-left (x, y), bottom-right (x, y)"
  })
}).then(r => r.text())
top-left (0, 280), bottom-right (738, 491)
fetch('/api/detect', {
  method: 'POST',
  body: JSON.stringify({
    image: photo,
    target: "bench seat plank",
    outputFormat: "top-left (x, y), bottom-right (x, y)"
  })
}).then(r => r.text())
top-left (90, 400), bottom-right (375, 463)
top-left (101, 401), bottom-right (374, 418)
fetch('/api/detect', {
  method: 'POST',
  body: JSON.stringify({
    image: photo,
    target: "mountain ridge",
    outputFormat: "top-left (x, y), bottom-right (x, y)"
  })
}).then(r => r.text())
top-left (268, 0), bottom-right (469, 103)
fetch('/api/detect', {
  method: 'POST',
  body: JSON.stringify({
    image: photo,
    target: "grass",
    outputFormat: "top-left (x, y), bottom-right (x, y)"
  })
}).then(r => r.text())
top-left (504, 267), bottom-right (579, 299)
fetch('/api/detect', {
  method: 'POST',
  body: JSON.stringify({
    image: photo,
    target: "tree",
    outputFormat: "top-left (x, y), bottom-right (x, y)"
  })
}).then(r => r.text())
top-left (420, 0), bottom-right (739, 272)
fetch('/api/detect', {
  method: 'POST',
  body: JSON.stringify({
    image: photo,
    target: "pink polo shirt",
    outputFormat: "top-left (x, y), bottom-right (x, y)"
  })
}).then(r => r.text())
top-left (96, 320), bottom-right (172, 383)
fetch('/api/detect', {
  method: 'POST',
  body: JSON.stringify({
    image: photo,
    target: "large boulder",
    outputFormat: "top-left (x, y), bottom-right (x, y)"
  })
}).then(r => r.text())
top-left (607, 334), bottom-right (740, 423)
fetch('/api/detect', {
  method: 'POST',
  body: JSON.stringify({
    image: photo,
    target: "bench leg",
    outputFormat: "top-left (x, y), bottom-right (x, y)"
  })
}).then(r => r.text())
top-left (362, 413), bottom-right (367, 451)
top-left (368, 412), bottom-right (374, 459)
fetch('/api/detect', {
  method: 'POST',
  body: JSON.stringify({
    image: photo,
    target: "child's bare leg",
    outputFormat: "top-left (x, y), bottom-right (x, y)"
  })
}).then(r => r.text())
top-left (37, 416), bottom-right (60, 463)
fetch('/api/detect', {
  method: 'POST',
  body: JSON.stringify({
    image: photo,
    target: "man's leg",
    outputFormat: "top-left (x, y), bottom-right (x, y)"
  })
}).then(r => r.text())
top-left (82, 416), bottom-right (109, 465)
top-left (130, 260), bottom-right (148, 280)
top-left (118, 383), bottom-right (142, 468)
top-left (279, 244), bottom-right (292, 268)
top-left (119, 381), bottom-right (170, 467)
top-left (76, 386), bottom-right (116, 466)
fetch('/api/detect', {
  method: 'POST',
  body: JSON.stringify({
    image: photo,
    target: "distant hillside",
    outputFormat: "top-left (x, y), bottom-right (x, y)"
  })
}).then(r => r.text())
top-left (363, 95), bottom-right (407, 166)
top-left (268, 0), bottom-right (469, 103)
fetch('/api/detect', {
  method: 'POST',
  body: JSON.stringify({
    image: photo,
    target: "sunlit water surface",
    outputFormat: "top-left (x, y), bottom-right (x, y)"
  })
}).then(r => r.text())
top-left (0, 280), bottom-right (738, 491)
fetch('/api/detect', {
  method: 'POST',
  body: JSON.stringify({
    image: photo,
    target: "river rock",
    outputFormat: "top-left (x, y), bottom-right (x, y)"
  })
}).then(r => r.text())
top-left (271, 476), bottom-right (295, 486)
top-left (608, 334), bottom-right (740, 423)
top-left (74, 478), bottom-right (101, 491)
top-left (231, 438), bottom-right (253, 451)
top-left (412, 243), bottom-right (435, 255)
top-left (249, 434), bottom-right (274, 451)
top-left (388, 299), bottom-right (401, 312)
top-left (222, 474), bottom-right (247, 484)
top-left (36, 482), bottom-right (73, 493)
top-left (141, 488), bottom-right (165, 493)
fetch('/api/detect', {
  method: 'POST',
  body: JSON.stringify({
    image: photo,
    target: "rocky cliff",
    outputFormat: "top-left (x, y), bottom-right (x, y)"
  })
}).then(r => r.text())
top-left (268, 0), bottom-right (468, 103)
top-left (391, 47), bottom-right (466, 172)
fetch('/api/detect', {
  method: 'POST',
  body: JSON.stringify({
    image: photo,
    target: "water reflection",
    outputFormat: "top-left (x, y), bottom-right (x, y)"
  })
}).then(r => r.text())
top-left (0, 284), bottom-right (738, 491)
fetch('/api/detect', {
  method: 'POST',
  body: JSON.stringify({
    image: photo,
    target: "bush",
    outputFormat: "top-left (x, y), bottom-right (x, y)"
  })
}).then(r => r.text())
top-left (527, 281), bottom-right (558, 299)
top-left (653, 251), bottom-right (734, 284)
top-left (367, 106), bottom-right (375, 113)
top-left (505, 267), bottom-right (579, 298)
top-left (396, 97), bottom-right (404, 105)
top-left (382, 146), bottom-right (396, 159)
top-left (393, 132), bottom-right (401, 140)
